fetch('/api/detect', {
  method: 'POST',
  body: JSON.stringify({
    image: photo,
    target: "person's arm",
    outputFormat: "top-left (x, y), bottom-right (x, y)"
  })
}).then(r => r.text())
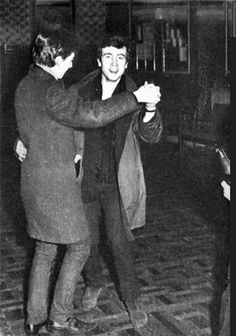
top-left (132, 102), bottom-right (163, 144)
top-left (142, 85), bottom-right (161, 123)
top-left (134, 107), bottom-right (163, 144)
top-left (46, 83), bottom-right (160, 128)
top-left (124, 76), bottom-right (162, 144)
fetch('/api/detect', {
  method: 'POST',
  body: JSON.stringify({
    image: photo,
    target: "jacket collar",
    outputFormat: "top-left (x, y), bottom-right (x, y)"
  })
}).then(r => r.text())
top-left (29, 64), bottom-right (64, 87)
top-left (92, 71), bottom-right (127, 100)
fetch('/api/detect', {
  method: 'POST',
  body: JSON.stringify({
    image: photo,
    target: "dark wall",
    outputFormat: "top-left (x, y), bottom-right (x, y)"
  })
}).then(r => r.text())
top-left (105, 2), bottom-right (129, 36)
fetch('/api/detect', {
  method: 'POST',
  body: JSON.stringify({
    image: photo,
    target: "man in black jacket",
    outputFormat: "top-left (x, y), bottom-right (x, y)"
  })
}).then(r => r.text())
top-left (77, 35), bottom-right (162, 330)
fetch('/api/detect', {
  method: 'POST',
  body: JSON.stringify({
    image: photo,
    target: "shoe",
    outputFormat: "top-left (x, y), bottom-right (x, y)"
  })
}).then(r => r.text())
top-left (82, 286), bottom-right (102, 310)
top-left (47, 317), bottom-right (97, 335)
top-left (24, 322), bottom-right (44, 335)
top-left (125, 301), bottom-right (148, 330)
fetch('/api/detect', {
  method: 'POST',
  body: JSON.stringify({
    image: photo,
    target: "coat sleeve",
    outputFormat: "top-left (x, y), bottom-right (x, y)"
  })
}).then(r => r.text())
top-left (125, 74), bottom-right (163, 144)
top-left (46, 84), bottom-right (140, 128)
top-left (132, 105), bottom-right (163, 144)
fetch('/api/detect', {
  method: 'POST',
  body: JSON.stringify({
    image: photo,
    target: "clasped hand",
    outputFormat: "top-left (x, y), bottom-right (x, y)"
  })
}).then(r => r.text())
top-left (133, 81), bottom-right (161, 108)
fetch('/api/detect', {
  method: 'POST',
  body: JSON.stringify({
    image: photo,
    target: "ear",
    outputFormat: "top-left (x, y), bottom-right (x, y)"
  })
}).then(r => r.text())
top-left (55, 56), bottom-right (63, 66)
top-left (125, 62), bottom-right (128, 70)
top-left (97, 58), bottom-right (102, 67)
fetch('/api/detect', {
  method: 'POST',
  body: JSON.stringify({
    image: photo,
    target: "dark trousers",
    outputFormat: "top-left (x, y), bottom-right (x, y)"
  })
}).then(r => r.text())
top-left (27, 239), bottom-right (90, 324)
top-left (83, 183), bottom-right (140, 303)
top-left (219, 266), bottom-right (230, 336)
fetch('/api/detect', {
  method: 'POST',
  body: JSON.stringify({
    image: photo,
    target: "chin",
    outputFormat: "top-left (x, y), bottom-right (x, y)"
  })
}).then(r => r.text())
top-left (108, 76), bottom-right (120, 82)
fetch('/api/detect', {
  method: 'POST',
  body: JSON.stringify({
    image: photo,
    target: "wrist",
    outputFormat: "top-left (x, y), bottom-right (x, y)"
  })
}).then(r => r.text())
top-left (143, 110), bottom-right (155, 123)
top-left (145, 102), bottom-right (157, 112)
top-left (145, 108), bottom-right (156, 112)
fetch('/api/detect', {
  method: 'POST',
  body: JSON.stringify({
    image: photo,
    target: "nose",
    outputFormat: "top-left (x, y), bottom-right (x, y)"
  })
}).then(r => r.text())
top-left (111, 57), bottom-right (118, 67)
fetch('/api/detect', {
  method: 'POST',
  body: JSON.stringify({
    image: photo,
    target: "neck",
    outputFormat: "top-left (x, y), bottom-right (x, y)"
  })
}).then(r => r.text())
top-left (101, 75), bottom-right (121, 100)
top-left (36, 63), bottom-right (58, 80)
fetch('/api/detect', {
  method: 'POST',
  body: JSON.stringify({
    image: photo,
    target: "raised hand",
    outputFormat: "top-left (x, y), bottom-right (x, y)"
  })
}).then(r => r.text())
top-left (133, 81), bottom-right (161, 105)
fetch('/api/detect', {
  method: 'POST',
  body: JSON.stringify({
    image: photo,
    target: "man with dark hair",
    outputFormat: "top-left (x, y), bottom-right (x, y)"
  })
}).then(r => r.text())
top-left (15, 31), bottom-right (161, 336)
top-left (78, 34), bottom-right (162, 329)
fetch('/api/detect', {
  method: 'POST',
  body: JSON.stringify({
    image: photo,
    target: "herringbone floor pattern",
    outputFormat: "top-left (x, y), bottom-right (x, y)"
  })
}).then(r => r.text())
top-left (0, 139), bottom-right (230, 336)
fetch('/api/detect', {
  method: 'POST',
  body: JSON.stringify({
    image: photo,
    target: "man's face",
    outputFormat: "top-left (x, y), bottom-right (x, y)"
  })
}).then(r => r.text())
top-left (97, 46), bottom-right (128, 83)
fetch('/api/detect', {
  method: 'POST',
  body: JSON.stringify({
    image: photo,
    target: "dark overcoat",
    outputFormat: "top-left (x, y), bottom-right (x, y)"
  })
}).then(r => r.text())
top-left (71, 70), bottom-right (163, 240)
top-left (14, 65), bottom-right (139, 244)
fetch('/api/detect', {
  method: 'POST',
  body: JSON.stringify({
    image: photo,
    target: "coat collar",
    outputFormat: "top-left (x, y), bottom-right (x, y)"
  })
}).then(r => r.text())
top-left (91, 71), bottom-right (127, 100)
top-left (28, 64), bottom-right (64, 87)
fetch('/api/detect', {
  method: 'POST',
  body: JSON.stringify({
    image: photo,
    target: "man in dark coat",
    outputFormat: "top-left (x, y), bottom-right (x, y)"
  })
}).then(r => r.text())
top-left (15, 35), bottom-right (162, 331)
top-left (14, 31), bottom-right (161, 336)
top-left (76, 36), bottom-right (162, 330)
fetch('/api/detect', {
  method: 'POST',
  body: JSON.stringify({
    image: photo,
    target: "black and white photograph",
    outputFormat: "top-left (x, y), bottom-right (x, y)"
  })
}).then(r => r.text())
top-left (0, 0), bottom-right (233, 335)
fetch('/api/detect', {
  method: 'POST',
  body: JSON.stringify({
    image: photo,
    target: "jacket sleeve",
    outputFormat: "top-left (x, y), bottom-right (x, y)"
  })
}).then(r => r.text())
top-left (132, 105), bottom-right (163, 144)
top-left (46, 84), bottom-right (140, 128)
top-left (124, 74), bottom-right (163, 144)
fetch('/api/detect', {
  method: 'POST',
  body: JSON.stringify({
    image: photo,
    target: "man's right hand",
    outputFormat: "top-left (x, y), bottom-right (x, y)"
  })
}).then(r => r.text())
top-left (133, 81), bottom-right (161, 105)
top-left (14, 139), bottom-right (27, 162)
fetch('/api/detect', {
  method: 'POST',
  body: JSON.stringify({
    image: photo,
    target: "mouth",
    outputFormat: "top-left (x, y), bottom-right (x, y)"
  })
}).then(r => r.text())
top-left (109, 69), bottom-right (118, 74)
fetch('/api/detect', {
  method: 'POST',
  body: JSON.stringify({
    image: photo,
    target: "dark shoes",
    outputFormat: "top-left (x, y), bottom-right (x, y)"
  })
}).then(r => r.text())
top-left (125, 301), bottom-right (148, 330)
top-left (47, 317), bottom-right (97, 335)
top-left (24, 322), bottom-right (45, 335)
top-left (82, 286), bottom-right (102, 310)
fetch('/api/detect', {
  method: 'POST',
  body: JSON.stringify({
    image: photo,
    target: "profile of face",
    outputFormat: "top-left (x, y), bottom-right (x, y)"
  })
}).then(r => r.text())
top-left (54, 52), bottom-right (75, 79)
top-left (97, 46), bottom-right (128, 83)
